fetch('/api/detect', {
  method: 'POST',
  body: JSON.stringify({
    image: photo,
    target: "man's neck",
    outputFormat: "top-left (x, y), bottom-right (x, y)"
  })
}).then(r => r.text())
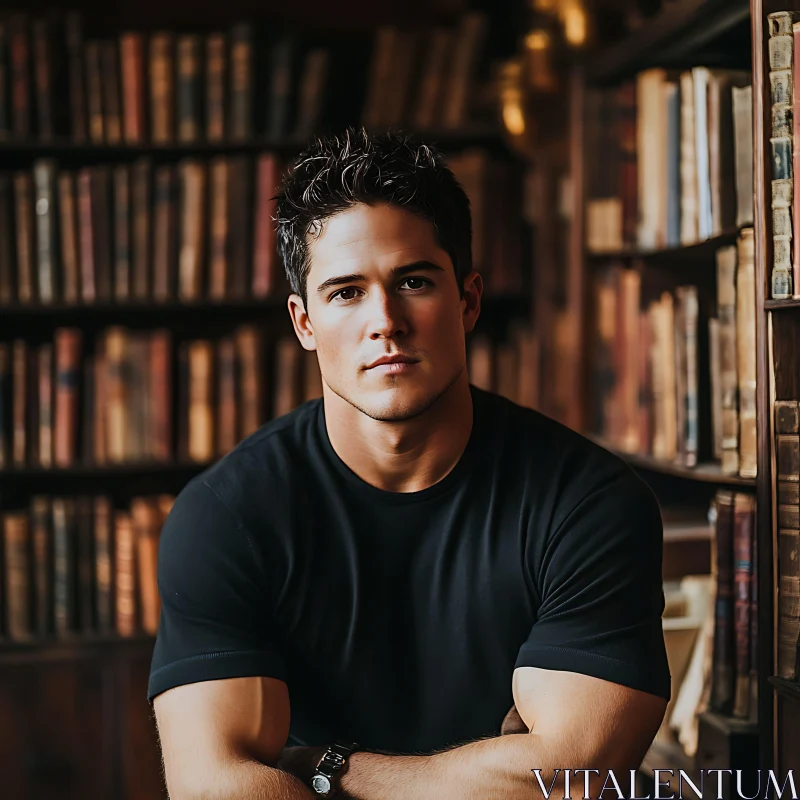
top-left (322, 374), bottom-right (474, 494)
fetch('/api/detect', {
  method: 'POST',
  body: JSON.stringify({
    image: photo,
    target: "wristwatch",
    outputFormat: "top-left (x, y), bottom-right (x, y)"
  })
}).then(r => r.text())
top-left (310, 742), bottom-right (359, 796)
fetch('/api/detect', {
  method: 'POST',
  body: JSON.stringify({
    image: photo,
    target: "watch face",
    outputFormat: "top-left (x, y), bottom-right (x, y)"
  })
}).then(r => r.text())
top-left (312, 774), bottom-right (332, 795)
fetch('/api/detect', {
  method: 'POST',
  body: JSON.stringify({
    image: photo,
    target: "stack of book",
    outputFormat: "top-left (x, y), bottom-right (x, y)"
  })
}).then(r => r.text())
top-left (0, 12), bottom-right (333, 144)
top-left (467, 324), bottom-right (539, 410)
top-left (0, 155), bottom-right (283, 306)
top-left (2, 494), bottom-right (172, 641)
top-left (0, 327), bottom-right (322, 469)
top-left (775, 400), bottom-right (800, 681)
top-left (585, 68), bottom-right (752, 253)
top-left (589, 228), bottom-right (756, 477)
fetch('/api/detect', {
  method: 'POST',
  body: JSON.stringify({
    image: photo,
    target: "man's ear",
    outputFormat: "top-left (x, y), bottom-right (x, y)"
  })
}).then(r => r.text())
top-left (287, 294), bottom-right (317, 352)
top-left (461, 270), bottom-right (483, 335)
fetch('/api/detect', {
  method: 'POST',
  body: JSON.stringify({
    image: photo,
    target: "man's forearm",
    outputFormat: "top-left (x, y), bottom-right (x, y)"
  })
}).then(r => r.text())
top-left (338, 733), bottom-right (569, 800)
top-left (172, 760), bottom-right (316, 800)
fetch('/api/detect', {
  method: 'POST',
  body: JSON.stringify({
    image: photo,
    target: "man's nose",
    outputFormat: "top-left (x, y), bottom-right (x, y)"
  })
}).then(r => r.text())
top-left (368, 291), bottom-right (408, 339)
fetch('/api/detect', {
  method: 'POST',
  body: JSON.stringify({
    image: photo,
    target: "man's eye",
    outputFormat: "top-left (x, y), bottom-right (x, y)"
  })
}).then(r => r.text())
top-left (332, 287), bottom-right (361, 301)
top-left (402, 277), bottom-right (430, 290)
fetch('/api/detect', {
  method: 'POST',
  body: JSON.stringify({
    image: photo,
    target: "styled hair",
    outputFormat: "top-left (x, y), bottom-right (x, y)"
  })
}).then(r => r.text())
top-left (275, 127), bottom-right (473, 306)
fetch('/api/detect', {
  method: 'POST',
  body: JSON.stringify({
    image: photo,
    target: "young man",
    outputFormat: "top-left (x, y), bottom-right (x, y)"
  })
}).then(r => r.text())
top-left (151, 129), bottom-right (670, 800)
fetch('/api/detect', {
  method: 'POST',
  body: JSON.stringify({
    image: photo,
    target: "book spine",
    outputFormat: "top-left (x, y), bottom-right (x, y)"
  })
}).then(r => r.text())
top-left (113, 164), bottom-right (131, 301)
top-left (736, 229), bottom-right (757, 478)
top-left (178, 159), bottom-right (206, 301)
top-left (84, 41), bottom-right (104, 143)
top-left (770, 19), bottom-right (795, 298)
top-left (12, 340), bottom-right (26, 465)
top-left (13, 171), bottom-right (34, 304)
top-left (711, 490), bottom-right (736, 713)
top-left (188, 340), bottom-right (214, 462)
top-left (54, 327), bottom-right (82, 467)
top-left (4, 512), bottom-right (32, 640)
top-left (52, 497), bottom-right (76, 637)
top-left (131, 158), bottom-right (151, 300)
top-left (149, 33), bottom-right (174, 144)
top-left (176, 342), bottom-right (189, 460)
top-left (30, 495), bottom-right (52, 636)
top-left (9, 15), bottom-right (31, 139)
top-left (149, 330), bottom-right (172, 462)
top-left (176, 35), bottom-right (201, 143)
top-left (153, 165), bottom-right (176, 302)
top-left (0, 23), bottom-right (11, 139)
top-left (33, 158), bottom-right (58, 304)
top-left (75, 496), bottom-right (95, 632)
top-left (216, 336), bottom-right (237, 455)
top-left (91, 166), bottom-right (112, 301)
top-left (37, 343), bottom-right (52, 468)
top-left (252, 153), bottom-right (279, 298)
top-left (228, 24), bottom-right (253, 141)
top-left (0, 173), bottom-right (12, 303)
top-left (65, 12), bottom-right (85, 142)
top-left (205, 33), bottom-right (226, 142)
top-left (733, 493), bottom-right (755, 718)
top-left (120, 32), bottom-right (145, 144)
top-left (209, 157), bottom-right (229, 300)
top-left (132, 499), bottom-right (160, 635)
top-left (717, 245), bottom-right (739, 475)
top-left (235, 325), bottom-right (263, 439)
top-left (77, 168), bottom-right (96, 303)
top-left (32, 19), bottom-right (53, 140)
top-left (228, 156), bottom-right (251, 299)
top-left (100, 40), bottom-right (121, 144)
top-left (0, 344), bottom-right (8, 468)
top-left (114, 512), bottom-right (136, 637)
top-left (104, 327), bottom-right (127, 463)
top-left (94, 496), bottom-right (114, 634)
top-left (58, 172), bottom-right (80, 304)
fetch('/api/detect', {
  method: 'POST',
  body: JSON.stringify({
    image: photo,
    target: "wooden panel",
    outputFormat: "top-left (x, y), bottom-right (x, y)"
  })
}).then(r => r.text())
top-left (0, 658), bottom-right (115, 800)
top-left (776, 693), bottom-right (800, 773)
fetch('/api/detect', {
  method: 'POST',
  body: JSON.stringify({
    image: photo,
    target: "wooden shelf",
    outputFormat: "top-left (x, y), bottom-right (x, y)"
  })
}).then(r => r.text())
top-left (588, 435), bottom-right (757, 488)
top-left (769, 676), bottom-right (800, 702)
top-left (765, 298), bottom-right (800, 310)
top-left (663, 522), bottom-right (714, 542)
top-left (0, 126), bottom-right (507, 160)
top-left (640, 737), bottom-right (694, 774)
top-left (1, 460), bottom-right (214, 478)
top-left (0, 633), bottom-right (155, 664)
top-left (586, 227), bottom-right (741, 262)
top-left (586, 0), bottom-right (750, 85)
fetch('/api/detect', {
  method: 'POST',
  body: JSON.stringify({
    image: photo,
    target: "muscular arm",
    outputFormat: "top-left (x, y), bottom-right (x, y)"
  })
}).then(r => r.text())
top-left (156, 667), bottom-right (666, 800)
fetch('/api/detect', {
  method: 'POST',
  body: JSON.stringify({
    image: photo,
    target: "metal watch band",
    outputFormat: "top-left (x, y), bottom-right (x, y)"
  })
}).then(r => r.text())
top-left (310, 742), bottom-right (359, 796)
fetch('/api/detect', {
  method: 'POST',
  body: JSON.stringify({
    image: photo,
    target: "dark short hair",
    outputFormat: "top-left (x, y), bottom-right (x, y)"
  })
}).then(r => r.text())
top-left (275, 127), bottom-right (473, 306)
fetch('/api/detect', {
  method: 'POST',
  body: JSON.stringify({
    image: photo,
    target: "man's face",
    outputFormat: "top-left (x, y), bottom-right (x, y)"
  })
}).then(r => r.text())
top-left (288, 202), bottom-right (482, 422)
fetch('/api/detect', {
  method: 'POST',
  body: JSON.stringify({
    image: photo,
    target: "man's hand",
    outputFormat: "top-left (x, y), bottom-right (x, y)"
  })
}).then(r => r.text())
top-left (278, 746), bottom-right (326, 785)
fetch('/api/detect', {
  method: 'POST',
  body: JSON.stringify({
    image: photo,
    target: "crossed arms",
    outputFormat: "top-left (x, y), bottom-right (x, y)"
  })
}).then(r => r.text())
top-left (154, 665), bottom-right (666, 800)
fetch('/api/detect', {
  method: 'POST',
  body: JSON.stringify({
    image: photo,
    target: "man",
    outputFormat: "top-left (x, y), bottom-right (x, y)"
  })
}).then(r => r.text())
top-left (151, 128), bottom-right (669, 800)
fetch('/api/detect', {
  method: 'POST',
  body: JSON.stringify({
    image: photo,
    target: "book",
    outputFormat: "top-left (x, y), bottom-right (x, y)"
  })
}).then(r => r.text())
top-left (736, 229), bottom-right (757, 478)
top-left (716, 245), bottom-right (739, 475)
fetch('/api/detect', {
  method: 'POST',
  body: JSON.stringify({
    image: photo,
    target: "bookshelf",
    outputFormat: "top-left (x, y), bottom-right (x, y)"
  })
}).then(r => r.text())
top-left (567, 0), bottom-right (800, 778)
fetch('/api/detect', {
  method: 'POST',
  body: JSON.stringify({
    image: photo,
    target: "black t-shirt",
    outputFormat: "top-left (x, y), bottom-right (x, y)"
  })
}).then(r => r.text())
top-left (148, 386), bottom-right (670, 754)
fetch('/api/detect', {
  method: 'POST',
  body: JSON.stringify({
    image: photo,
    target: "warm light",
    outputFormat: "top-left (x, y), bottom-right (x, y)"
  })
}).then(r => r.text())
top-left (502, 102), bottom-right (526, 136)
top-left (561, 1), bottom-right (588, 47)
top-left (525, 30), bottom-right (551, 51)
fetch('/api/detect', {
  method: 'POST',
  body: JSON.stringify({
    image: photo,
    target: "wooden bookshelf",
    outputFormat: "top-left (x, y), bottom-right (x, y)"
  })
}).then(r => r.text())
top-left (587, 0), bottom-right (751, 85)
top-left (586, 226), bottom-right (741, 261)
top-left (0, 634), bottom-right (155, 664)
top-left (769, 676), bottom-right (800, 702)
top-left (765, 297), bottom-right (800, 309)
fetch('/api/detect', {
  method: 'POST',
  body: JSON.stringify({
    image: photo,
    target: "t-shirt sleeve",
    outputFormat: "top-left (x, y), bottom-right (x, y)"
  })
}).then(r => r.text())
top-left (147, 477), bottom-right (287, 702)
top-left (516, 469), bottom-right (671, 701)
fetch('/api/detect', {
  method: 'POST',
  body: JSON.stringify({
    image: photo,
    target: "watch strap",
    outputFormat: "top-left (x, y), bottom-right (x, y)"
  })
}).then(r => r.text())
top-left (311, 742), bottom-right (359, 794)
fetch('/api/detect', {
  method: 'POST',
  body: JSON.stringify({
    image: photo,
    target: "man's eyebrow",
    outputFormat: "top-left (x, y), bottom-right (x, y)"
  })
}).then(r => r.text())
top-left (315, 261), bottom-right (446, 294)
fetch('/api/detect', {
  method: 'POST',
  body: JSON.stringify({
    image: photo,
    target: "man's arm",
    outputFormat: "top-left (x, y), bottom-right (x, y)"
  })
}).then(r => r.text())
top-left (283, 666), bottom-right (667, 800)
top-left (155, 676), bottom-right (315, 800)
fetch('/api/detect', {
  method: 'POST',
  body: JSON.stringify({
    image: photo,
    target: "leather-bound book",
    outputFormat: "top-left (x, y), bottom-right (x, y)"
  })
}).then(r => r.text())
top-left (0, 174), bottom-right (13, 303)
top-left (13, 170), bottom-right (34, 304)
top-left (33, 158), bottom-right (58, 304)
top-left (75, 496), bottom-right (95, 633)
top-left (54, 327), bottom-right (82, 467)
top-left (736, 228), bottom-right (757, 478)
top-left (228, 23), bottom-right (253, 141)
top-left (442, 12), bottom-right (487, 129)
top-left (732, 493), bottom-right (755, 718)
top-left (31, 18), bottom-right (53, 139)
top-left (114, 512), bottom-right (137, 637)
top-left (732, 85), bottom-right (753, 228)
top-left (125, 333), bottom-right (147, 463)
top-left (176, 35), bottom-right (201, 143)
top-left (0, 343), bottom-right (9, 468)
top-left (8, 14), bottom-right (31, 139)
top-left (104, 327), bottom-right (128, 463)
top-left (252, 153), bottom-right (279, 299)
top-left (84, 40), bottom-right (103, 143)
top-left (177, 159), bottom-right (206, 302)
top-left (709, 317), bottom-right (722, 461)
top-left (91, 165), bottom-right (112, 302)
top-left (273, 335), bottom-right (303, 419)
top-left (52, 497), bottom-right (77, 637)
top-left (132, 498), bottom-right (160, 635)
top-left (228, 156), bottom-right (252, 298)
top-left (58, 171), bottom-right (80, 304)
top-left (411, 28), bottom-right (451, 131)
top-left (216, 336), bottom-right (237, 455)
top-left (176, 341), bottom-right (189, 460)
top-left (149, 330), bottom-right (172, 462)
top-left (131, 158), bottom-right (151, 300)
top-left (120, 32), bottom-right (145, 144)
top-left (113, 164), bottom-right (131, 301)
top-left (65, 12), bottom-right (85, 142)
top-left (205, 33), bottom-right (226, 142)
top-left (0, 22), bottom-right (13, 138)
top-left (679, 70), bottom-right (698, 245)
top-left (27, 345), bottom-right (38, 464)
top-left (93, 496), bottom-right (114, 634)
top-left (30, 495), bottom-right (52, 636)
top-left (12, 340), bottom-right (26, 466)
top-left (149, 33), bottom-right (174, 144)
top-left (76, 168), bottom-right (96, 302)
top-left (265, 35), bottom-right (297, 139)
top-left (749, 524), bottom-right (759, 722)
top-left (4, 511), bottom-right (32, 640)
top-left (209, 157), bottom-right (230, 300)
top-left (710, 490), bottom-right (736, 713)
top-left (188, 340), bottom-right (214, 463)
top-left (80, 355), bottom-right (94, 463)
top-left (235, 325), bottom-right (263, 439)
top-left (100, 40), bottom-right (121, 144)
top-left (152, 164), bottom-right (177, 302)
top-left (716, 245), bottom-right (739, 475)
top-left (37, 343), bottom-right (53, 468)
top-left (293, 48), bottom-right (329, 138)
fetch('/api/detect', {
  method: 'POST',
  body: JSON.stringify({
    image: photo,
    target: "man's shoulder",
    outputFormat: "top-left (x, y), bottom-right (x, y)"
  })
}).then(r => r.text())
top-left (196, 398), bottom-right (323, 508)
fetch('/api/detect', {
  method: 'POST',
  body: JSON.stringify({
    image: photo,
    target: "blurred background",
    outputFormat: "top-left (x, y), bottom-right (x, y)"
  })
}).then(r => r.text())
top-left (0, 0), bottom-right (797, 796)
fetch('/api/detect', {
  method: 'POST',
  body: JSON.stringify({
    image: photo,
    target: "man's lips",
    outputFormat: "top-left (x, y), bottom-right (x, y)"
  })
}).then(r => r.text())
top-left (364, 355), bottom-right (420, 370)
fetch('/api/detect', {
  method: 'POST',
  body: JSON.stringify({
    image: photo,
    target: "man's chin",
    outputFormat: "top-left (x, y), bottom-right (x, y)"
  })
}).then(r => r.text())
top-left (354, 386), bottom-right (443, 423)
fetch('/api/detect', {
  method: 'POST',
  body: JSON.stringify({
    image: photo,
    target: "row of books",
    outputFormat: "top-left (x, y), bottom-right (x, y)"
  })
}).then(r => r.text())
top-left (0, 10), bottom-right (491, 145)
top-left (0, 148), bottom-right (528, 307)
top-left (590, 228), bottom-right (757, 477)
top-left (0, 155), bottom-right (282, 307)
top-left (1, 494), bottom-right (172, 641)
top-left (768, 12), bottom-right (799, 299)
top-left (0, 326), bottom-right (322, 470)
top-left (585, 69), bottom-right (752, 253)
top-left (775, 399), bottom-right (800, 680)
